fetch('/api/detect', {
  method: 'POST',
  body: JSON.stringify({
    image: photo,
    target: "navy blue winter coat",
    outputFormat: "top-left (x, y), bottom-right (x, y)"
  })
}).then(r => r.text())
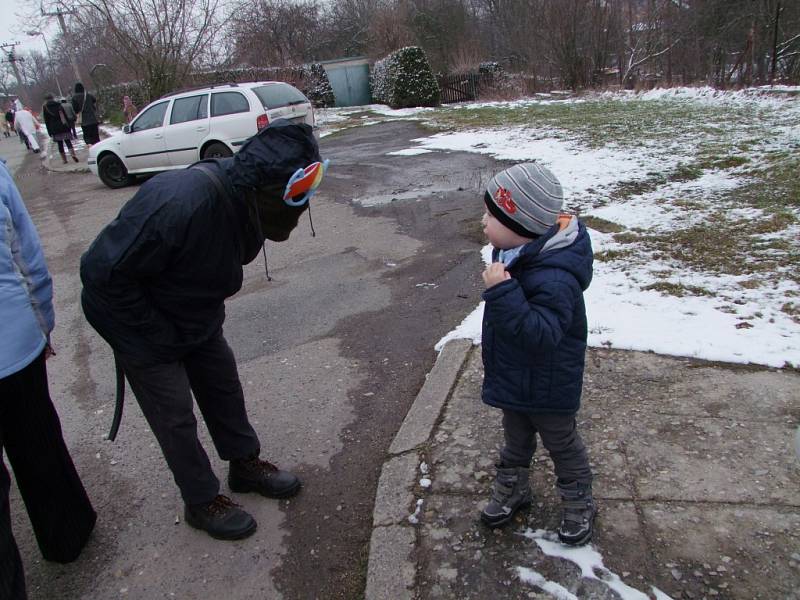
top-left (481, 217), bottom-right (593, 415)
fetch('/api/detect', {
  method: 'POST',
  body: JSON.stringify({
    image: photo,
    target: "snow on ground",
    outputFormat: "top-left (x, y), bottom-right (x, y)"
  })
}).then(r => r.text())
top-left (366, 88), bottom-right (800, 368)
top-left (408, 129), bottom-right (688, 207)
top-left (518, 529), bottom-right (674, 600)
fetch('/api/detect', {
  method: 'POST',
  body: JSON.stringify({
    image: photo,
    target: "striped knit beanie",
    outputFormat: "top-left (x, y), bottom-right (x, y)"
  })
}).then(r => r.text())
top-left (484, 163), bottom-right (563, 238)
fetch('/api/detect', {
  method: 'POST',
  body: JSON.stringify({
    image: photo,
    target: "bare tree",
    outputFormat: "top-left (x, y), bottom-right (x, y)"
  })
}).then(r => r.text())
top-left (229, 0), bottom-right (322, 66)
top-left (72, 0), bottom-right (226, 100)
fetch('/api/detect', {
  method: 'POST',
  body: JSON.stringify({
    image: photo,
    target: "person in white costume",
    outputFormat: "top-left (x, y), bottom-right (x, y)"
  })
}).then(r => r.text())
top-left (13, 108), bottom-right (41, 153)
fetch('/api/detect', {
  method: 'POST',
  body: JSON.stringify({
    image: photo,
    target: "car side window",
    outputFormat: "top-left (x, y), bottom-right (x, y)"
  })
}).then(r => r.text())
top-left (170, 94), bottom-right (209, 125)
top-left (131, 101), bottom-right (169, 132)
top-left (211, 92), bottom-right (250, 117)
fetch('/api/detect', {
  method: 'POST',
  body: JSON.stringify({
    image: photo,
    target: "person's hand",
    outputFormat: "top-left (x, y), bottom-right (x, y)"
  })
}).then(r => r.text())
top-left (482, 262), bottom-right (511, 288)
top-left (45, 342), bottom-right (56, 360)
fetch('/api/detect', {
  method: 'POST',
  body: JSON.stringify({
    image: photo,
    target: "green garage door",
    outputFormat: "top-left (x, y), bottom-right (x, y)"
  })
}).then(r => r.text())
top-left (323, 59), bottom-right (371, 107)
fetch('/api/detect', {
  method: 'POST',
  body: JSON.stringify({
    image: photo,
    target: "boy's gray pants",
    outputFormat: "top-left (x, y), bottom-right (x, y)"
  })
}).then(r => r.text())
top-left (500, 409), bottom-right (592, 485)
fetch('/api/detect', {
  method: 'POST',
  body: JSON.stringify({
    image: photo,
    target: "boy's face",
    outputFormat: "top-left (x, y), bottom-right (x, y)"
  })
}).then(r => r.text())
top-left (482, 211), bottom-right (532, 249)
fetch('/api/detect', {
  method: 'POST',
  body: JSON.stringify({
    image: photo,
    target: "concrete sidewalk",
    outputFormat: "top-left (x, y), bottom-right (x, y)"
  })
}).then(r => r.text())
top-left (366, 340), bottom-right (800, 599)
top-left (42, 136), bottom-right (91, 174)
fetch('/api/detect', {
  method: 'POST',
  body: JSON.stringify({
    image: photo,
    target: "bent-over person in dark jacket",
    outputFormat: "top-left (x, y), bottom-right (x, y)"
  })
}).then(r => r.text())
top-left (80, 120), bottom-right (325, 541)
top-left (478, 162), bottom-right (597, 546)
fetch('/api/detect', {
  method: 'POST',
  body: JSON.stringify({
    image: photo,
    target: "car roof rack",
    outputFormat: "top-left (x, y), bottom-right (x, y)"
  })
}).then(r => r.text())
top-left (158, 82), bottom-right (240, 100)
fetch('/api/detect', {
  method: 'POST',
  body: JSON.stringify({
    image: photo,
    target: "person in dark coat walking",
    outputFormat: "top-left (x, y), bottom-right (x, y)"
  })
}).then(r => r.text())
top-left (42, 94), bottom-right (79, 164)
top-left (60, 97), bottom-right (78, 139)
top-left (477, 162), bottom-right (597, 546)
top-left (71, 82), bottom-right (100, 145)
top-left (80, 120), bottom-right (326, 541)
top-left (0, 160), bottom-right (96, 600)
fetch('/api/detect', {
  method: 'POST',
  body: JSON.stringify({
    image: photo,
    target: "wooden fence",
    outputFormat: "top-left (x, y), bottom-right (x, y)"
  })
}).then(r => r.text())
top-left (436, 72), bottom-right (495, 104)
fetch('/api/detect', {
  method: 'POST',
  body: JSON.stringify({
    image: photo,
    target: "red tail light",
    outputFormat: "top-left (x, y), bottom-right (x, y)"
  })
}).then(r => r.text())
top-left (257, 113), bottom-right (269, 130)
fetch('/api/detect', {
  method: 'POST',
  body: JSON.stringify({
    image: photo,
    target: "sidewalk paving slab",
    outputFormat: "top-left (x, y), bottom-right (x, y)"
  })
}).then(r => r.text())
top-left (366, 341), bottom-right (800, 600)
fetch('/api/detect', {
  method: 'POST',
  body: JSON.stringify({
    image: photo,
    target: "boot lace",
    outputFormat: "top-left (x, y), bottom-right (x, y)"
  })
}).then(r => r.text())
top-left (205, 494), bottom-right (240, 516)
top-left (242, 456), bottom-right (279, 475)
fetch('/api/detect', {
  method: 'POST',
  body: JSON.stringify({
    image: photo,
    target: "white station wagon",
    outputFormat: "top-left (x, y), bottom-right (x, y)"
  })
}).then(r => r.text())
top-left (88, 81), bottom-right (315, 188)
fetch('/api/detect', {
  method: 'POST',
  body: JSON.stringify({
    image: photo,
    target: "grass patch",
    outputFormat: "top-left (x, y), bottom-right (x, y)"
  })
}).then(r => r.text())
top-left (581, 215), bottom-right (624, 233)
top-left (711, 155), bottom-right (749, 169)
top-left (429, 99), bottom-right (780, 150)
top-left (782, 302), bottom-right (800, 324)
top-left (642, 282), bottom-right (714, 297)
top-left (613, 232), bottom-right (640, 244)
top-left (647, 213), bottom-right (800, 284)
top-left (669, 163), bottom-right (703, 182)
top-left (595, 249), bottom-right (633, 262)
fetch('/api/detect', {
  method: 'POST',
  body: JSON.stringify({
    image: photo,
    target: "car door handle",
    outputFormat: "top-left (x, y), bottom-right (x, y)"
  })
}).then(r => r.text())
top-left (195, 126), bottom-right (207, 132)
top-left (153, 134), bottom-right (163, 139)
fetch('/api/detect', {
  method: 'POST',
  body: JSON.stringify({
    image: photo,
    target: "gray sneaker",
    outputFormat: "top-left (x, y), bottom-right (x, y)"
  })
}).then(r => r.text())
top-left (480, 465), bottom-right (533, 528)
top-left (557, 480), bottom-right (597, 546)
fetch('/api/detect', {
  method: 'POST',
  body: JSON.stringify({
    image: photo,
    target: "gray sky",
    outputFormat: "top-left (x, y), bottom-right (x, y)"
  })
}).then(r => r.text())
top-left (0, 0), bottom-right (51, 54)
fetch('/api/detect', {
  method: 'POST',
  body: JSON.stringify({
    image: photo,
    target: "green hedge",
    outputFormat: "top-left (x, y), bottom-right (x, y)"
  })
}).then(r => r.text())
top-left (371, 47), bottom-right (440, 109)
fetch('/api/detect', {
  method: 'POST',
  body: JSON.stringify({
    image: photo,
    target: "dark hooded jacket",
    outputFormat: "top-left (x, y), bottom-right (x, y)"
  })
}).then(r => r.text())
top-left (481, 217), bottom-right (593, 414)
top-left (42, 99), bottom-right (70, 137)
top-left (71, 83), bottom-right (98, 126)
top-left (80, 120), bottom-right (320, 364)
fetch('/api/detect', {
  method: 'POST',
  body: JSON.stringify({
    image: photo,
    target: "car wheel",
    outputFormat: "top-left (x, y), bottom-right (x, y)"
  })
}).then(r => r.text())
top-left (98, 154), bottom-right (133, 189)
top-left (202, 142), bottom-right (233, 159)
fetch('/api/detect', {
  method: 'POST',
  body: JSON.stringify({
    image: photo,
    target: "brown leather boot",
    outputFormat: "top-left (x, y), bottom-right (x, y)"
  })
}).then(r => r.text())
top-left (60, 151), bottom-right (68, 164)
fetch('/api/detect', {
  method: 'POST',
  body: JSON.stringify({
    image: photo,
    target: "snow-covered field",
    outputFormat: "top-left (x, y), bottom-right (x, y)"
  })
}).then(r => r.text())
top-left (318, 87), bottom-right (800, 369)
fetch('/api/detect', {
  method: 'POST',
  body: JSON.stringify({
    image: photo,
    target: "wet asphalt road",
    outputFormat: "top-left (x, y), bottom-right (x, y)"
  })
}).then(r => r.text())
top-left (6, 121), bottom-right (505, 599)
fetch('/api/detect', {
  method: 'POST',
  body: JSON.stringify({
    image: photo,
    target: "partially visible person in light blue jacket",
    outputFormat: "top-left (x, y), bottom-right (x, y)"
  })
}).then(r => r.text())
top-left (0, 161), bottom-right (54, 376)
top-left (0, 160), bottom-right (96, 600)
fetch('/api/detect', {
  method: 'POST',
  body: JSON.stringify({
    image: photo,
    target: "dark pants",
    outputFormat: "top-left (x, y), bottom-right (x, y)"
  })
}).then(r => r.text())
top-left (500, 409), bottom-right (592, 485)
top-left (81, 124), bottom-right (100, 145)
top-left (116, 331), bottom-right (260, 505)
top-left (55, 138), bottom-right (74, 154)
top-left (0, 352), bottom-right (97, 600)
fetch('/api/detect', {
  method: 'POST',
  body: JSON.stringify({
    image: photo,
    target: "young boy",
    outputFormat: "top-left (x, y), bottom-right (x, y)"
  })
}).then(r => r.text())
top-left (479, 162), bottom-right (596, 546)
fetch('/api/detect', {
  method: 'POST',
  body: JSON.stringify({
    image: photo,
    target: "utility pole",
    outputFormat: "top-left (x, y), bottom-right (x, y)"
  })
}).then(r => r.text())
top-left (0, 42), bottom-right (28, 104)
top-left (42, 4), bottom-right (82, 85)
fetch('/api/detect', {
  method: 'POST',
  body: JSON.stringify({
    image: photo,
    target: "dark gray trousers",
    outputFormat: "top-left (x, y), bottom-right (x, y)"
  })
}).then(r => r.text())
top-left (116, 331), bottom-right (260, 505)
top-left (1, 352), bottom-right (97, 600)
top-left (500, 409), bottom-right (592, 485)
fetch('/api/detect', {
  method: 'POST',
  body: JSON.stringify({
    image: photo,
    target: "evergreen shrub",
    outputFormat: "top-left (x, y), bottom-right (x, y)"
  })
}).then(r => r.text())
top-left (371, 47), bottom-right (440, 109)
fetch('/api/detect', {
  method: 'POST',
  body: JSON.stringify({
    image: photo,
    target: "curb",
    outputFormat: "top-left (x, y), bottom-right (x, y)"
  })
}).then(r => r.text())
top-left (365, 339), bottom-right (473, 600)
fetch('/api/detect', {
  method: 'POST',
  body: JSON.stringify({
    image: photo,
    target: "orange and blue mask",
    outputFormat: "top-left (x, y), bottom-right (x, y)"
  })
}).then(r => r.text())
top-left (283, 159), bottom-right (329, 207)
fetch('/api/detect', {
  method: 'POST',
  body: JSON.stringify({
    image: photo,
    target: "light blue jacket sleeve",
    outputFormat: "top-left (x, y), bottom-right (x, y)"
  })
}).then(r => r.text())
top-left (0, 161), bottom-right (54, 337)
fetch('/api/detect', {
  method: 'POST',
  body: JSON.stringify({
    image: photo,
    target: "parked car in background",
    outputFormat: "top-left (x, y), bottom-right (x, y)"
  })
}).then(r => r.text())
top-left (88, 81), bottom-right (315, 188)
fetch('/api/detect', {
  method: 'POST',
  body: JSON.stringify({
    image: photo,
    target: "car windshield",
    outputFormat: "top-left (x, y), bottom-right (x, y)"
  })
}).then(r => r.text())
top-left (252, 84), bottom-right (308, 109)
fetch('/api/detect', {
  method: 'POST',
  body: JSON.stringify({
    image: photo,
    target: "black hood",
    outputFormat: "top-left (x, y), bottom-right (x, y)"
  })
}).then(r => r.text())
top-left (43, 99), bottom-right (62, 117)
top-left (225, 119), bottom-right (320, 191)
top-left (223, 119), bottom-right (322, 249)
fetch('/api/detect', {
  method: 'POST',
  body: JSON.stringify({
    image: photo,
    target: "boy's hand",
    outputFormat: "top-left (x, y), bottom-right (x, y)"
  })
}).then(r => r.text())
top-left (482, 262), bottom-right (511, 288)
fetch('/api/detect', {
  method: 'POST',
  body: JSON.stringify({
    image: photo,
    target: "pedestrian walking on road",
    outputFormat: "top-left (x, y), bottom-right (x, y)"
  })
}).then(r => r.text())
top-left (1, 109), bottom-right (11, 137)
top-left (71, 82), bottom-right (100, 146)
top-left (4, 109), bottom-right (14, 138)
top-left (42, 94), bottom-right (79, 164)
top-left (80, 120), bottom-right (327, 541)
top-left (13, 108), bottom-right (40, 154)
top-left (0, 161), bottom-right (97, 600)
top-left (60, 97), bottom-right (78, 139)
top-left (478, 162), bottom-right (597, 545)
top-left (122, 95), bottom-right (138, 123)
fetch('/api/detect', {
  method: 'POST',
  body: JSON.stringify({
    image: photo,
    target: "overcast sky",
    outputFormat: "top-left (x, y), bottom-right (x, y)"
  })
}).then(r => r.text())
top-left (1, 0), bottom-right (51, 55)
